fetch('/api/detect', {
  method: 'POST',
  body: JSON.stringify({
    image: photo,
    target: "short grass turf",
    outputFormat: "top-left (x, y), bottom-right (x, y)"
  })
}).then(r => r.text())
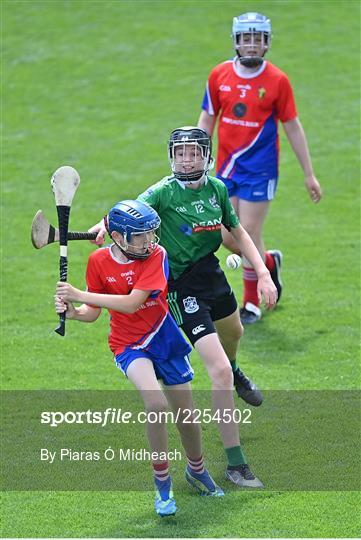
top-left (1, 0), bottom-right (360, 538)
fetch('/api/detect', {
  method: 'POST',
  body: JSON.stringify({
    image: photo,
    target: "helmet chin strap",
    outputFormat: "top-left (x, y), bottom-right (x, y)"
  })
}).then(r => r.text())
top-left (175, 161), bottom-right (212, 184)
top-left (183, 172), bottom-right (207, 186)
top-left (175, 169), bottom-right (204, 182)
top-left (236, 51), bottom-right (264, 68)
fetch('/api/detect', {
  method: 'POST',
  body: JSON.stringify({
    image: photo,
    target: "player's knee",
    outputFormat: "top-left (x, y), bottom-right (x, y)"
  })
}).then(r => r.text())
top-left (229, 322), bottom-right (244, 341)
top-left (242, 221), bottom-right (262, 241)
top-left (211, 363), bottom-right (233, 390)
top-left (221, 322), bottom-right (244, 344)
top-left (237, 322), bottom-right (244, 340)
top-left (175, 407), bottom-right (196, 424)
top-left (144, 395), bottom-right (168, 417)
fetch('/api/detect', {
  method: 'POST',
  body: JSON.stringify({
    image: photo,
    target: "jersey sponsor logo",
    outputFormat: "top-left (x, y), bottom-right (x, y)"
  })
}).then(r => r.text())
top-left (176, 206), bottom-right (187, 213)
top-left (192, 218), bottom-right (222, 227)
top-left (208, 195), bottom-right (220, 209)
top-left (192, 217), bottom-right (222, 233)
top-left (193, 224), bottom-right (222, 233)
top-left (192, 324), bottom-right (206, 335)
top-left (222, 116), bottom-right (259, 128)
top-left (120, 270), bottom-right (135, 277)
top-left (106, 276), bottom-right (117, 283)
top-left (220, 84), bottom-right (231, 92)
top-left (137, 299), bottom-right (158, 310)
top-left (183, 296), bottom-right (199, 314)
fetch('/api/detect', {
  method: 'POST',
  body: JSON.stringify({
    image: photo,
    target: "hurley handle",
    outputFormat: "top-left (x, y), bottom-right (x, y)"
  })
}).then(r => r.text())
top-left (54, 205), bottom-right (70, 336)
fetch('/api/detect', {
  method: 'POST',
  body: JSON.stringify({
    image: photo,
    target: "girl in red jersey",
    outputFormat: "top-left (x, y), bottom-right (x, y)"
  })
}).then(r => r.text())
top-left (199, 12), bottom-right (322, 323)
top-left (55, 200), bottom-right (223, 517)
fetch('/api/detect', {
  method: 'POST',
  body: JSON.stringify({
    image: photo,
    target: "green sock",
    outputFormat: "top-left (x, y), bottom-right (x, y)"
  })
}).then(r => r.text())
top-left (225, 445), bottom-right (247, 466)
top-left (230, 359), bottom-right (238, 372)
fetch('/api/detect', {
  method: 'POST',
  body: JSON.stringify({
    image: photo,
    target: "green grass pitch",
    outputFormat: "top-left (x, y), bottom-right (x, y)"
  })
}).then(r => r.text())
top-left (2, 0), bottom-right (360, 537)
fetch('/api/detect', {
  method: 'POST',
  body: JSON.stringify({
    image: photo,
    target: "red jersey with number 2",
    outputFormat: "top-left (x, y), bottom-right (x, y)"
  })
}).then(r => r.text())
top-left (86, 245), bottom-right (169, 356)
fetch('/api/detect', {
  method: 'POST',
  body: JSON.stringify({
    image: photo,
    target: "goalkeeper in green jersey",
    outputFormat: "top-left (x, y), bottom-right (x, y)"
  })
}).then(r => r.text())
top-left (90, 126), bottom-right (277, 487)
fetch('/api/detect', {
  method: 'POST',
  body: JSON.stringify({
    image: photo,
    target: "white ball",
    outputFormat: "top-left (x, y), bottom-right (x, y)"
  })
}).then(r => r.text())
top-left (226, 254), bottom-right (242, 270)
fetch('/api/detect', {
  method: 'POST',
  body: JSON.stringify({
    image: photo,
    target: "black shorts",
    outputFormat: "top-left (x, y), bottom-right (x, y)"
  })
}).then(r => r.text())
top-left (167, 253), bottom-right (238, 345)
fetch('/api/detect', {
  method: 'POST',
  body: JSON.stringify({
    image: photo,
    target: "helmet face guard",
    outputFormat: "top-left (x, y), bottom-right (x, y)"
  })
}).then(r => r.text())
top-left (105, 200), bottom-right (161, 260)
top-left (232, 12), bottom-right (271, 68)
top-left (116, 228), bottom-right (160, 260)
top-left (168, 126), bottom-right (213, 183)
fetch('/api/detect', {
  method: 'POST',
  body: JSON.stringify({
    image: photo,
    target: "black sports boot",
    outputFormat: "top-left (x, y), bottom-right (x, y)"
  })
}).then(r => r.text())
top-left (268, 249), bottom-right (283, 302)
top-left (233, 368), bottom-right (263, 406)
top-left (225, 464), bottom-right (264, 488)
top-left (240, 302), bottom-right (261, 324)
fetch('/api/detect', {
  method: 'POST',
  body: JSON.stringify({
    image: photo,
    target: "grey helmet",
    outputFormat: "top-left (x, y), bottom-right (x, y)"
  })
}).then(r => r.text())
top-left (232, 12), bottom-right (271, 68)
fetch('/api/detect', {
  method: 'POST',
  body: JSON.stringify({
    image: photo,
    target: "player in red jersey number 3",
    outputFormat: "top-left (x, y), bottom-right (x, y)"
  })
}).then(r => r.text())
top-left (198, 12), bottom-right (322, 323)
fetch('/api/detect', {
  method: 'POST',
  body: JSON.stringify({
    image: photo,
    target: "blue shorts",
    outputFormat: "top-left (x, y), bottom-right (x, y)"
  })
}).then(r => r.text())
top-left (115, 313), bottom-right (193, 386)
top-left (115, 348), bottom-right (193, 386)
top-left (220, 176), bottom-right (278, 202)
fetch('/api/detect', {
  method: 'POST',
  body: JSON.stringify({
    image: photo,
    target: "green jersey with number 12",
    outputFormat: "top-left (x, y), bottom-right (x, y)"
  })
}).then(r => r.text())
top-left (138, 175), bottom-right (239, 279)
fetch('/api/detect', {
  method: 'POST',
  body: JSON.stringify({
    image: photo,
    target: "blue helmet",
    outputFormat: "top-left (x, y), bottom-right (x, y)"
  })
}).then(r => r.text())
top-left (232, 12), bottom-right (272, 68)
top-left (106, 200), bottom-right (160, 259)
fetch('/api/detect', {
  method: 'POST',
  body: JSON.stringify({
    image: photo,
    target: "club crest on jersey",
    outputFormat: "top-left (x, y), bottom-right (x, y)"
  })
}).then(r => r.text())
top-left (233, 103), bottom-right (247, 118)
top-left (258, 87), bottom-right (266, 99)
top-left (208, 195), bottom-right (220, 209)
top-left (183, 296), bottom-right (199, 314)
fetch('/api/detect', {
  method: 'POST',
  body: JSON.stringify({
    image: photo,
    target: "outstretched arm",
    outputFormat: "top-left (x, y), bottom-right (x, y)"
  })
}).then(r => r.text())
top-left (56, 282), bottom-right (150, 314)
top-left (282, 117), bottom-right (322, 203)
